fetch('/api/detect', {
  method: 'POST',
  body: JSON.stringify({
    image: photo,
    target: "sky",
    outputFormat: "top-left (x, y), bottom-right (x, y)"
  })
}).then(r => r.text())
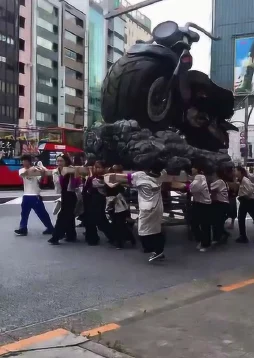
top-left (131, 0), bottom-right (212, 74)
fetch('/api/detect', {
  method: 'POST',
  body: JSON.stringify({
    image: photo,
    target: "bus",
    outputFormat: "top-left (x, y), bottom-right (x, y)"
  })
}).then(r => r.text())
top-left (0, 124), bottom-right (84, 187)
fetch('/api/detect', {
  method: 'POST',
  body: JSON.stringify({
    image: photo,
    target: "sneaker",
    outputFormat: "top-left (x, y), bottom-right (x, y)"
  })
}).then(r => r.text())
top-left (196, 243), bottom-right (201, 250)
top-left (48, 238), bottom-right (60, 245)
top-left (211, 240), bottom-right (219, 246)
top-left (42, 229), bottom-right (53, 235)
top-left (149, 252), bottom-right (165, 262)
top-left (199, 248), bottom-right (208, 252)
top-left (14, 229), bottom-right (27, 236)
top-left (236, 236), bottom-right (249, 244)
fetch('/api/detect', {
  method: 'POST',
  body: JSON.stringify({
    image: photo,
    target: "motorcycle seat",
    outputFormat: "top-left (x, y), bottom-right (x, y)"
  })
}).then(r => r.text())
top-left (127, 43), bottom-right (178, 64)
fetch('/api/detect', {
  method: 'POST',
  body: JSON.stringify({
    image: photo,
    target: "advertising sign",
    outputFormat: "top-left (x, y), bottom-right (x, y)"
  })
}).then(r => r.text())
top-left (234, 37), bottom-right (254, 94)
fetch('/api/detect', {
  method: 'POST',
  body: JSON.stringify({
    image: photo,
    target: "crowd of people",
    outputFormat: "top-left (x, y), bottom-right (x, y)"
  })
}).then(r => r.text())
top-left (14, 153), bottom-right (254, 263)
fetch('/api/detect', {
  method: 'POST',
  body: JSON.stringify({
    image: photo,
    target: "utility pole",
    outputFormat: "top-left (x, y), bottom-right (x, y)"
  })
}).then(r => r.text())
top-left (244, 96), bottom-right (249, 167)
top-left (105, 0), bottom-right (164, 19)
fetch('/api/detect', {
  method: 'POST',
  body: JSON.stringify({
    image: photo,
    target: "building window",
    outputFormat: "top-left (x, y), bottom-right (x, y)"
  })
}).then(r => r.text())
top-left (65, 11), bottom-right (84, 27)
top-left (0, 33), bottom-right (14, 45)
top-left (37, 76), bottom-right (56, 87)
top-left (20, 16), bottom-right (25, 28)
top-left (19, 85), bottom-right (25, 96)
top-left (19, 39), bottom-right (25, 51)
top-left (37, 36), bottom-right (56, 51)
top-left (65, 105), bottom-right (76, 114)
top-left (65, 67), bottom-right (83, 80)
top-left (36, 112), bottom-right (54, 122)
top-left (0, 80), bottom-right (5, 92)
top-left (37, 55), bottom-right (54, 69)
top-left (65, 48), bottom-right (83, 62)
top-left (65, 30), bottom-right (83, 45)
top-left (19, 62), bottom-right (25, 74)
top-left (20, 0), bottom-right (25, 5)
top-left (19, 107), bottom-right (24, 119)
top-left (38, 0), bottom-right (57, 15)
top-left (37, 17), bottom-right (54, 32)
top-left (65, 86), bottom-right (76, 96)
top-left (76, 89), bottom-right (83, 98)
top-left (65, 48), bottom-right (77, 61)
top-left (37, 93), bottom-right (54, 104)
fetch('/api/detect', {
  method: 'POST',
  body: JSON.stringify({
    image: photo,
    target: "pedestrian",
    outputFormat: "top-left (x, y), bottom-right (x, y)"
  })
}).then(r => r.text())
top-left (48, 154), bottom-right (81, 245)
top-left (210, 168), bottom-right (229, 244)
top-left (188, 161), bottom-right (211, 252)
top-left (14, 154), bottom-right (54, 236)
top-left (235, 166), bottom-right (254, 243)
top-left (106, 162), bottom-right (167, 262)
top-left (105, 166), bottom-right (136, 249)
top-left (83, 160), bottom-right (115, 246)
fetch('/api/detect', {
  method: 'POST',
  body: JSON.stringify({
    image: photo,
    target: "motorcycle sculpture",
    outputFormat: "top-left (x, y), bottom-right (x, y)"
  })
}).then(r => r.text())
top-left (85, 21), bottom-right (237, 173)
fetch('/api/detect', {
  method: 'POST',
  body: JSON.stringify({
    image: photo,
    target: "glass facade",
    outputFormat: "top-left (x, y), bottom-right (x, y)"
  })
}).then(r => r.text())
top-left (88, 6), bottom-right (105, 127)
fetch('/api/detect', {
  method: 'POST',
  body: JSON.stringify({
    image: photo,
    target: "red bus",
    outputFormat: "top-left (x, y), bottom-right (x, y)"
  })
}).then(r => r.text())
top-left (0, 125), bottom-right (84, 187)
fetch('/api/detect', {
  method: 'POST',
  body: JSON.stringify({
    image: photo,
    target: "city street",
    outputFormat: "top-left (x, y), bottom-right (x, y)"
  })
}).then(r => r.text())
top-left (2, 198), bottom-right (254, 343)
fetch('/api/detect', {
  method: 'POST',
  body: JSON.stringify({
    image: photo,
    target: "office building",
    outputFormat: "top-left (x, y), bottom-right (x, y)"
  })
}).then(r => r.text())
top-left (88, 0), bottom-right (106, 126)
top-left (106, 0), bottom-right (151, 68)
top-left (62, 1), bottom-right (86, 128)
top-left (29, 0), bottom-right (88, 128)
top-left (19, 0), bottom-right (32, 127)
top-left (0, 0), bottom-right (20, 125)
top-left (31, 0), bottom-right (62, 127)
top-left (211, 0), bottom-right (254, 97)
top-left (124, 1), bottom-right (151, 51)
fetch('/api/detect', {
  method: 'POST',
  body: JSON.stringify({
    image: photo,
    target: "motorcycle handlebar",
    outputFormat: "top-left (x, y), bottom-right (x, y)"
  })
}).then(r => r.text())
top-left (184, 22), bottom-right (221, 41)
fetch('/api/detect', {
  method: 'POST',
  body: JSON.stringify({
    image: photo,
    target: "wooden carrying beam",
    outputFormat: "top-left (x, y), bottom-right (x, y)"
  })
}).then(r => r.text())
top-left (21, 167), bottom-right (53, 177)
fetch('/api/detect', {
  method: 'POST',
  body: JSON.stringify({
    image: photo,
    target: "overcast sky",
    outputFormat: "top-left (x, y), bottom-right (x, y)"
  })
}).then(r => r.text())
top-left (131, 0), bottom-right (212, 74)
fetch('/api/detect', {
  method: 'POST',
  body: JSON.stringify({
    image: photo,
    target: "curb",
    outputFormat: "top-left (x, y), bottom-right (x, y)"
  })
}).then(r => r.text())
top-left (81, 341), bottom-right (134, 358)
top-left (0, 329), bottom-right (133, 358)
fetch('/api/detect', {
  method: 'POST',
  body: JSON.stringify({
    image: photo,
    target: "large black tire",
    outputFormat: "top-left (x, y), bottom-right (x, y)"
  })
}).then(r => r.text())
top-left (101, 54), bottom-right (177, 131)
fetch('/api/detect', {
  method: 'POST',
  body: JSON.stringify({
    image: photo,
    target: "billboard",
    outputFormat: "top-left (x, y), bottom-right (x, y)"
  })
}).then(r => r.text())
top-left (234, 37), bottom-right (254, 94)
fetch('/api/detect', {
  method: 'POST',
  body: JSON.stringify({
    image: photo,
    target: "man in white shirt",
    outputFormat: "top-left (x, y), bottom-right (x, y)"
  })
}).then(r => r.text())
top-left (14, 154), bottom-right (54, 236)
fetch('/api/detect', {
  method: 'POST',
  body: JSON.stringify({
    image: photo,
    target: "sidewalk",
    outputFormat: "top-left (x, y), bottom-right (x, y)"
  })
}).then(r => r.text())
top-left (99, 277), bottom-right (254, 358)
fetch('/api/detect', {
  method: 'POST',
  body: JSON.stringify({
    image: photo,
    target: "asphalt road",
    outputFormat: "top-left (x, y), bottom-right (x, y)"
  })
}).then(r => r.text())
top-left (1, 202), bottom-right (254, 335)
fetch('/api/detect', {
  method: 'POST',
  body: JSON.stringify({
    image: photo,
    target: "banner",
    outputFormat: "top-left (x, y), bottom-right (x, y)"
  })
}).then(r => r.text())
top-left (234, 36), bottom-right (254, 94)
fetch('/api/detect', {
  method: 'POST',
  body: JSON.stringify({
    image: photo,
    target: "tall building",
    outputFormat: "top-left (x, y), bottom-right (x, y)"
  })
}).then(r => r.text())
top-left (29, 0), bottom-right (88, 128)
top-left (107, 0), bottom-right (125, 70)
top-left (0, 0), bottom-right (20, 125)
top-left (19, 0), bottom-right (32, 127)
top-left (31, 0), bottom-right (62, 127)
top-left (62, 1), bottom-right (86, 128)
top-left (88, 0), bottom-right (106, 126)
top-left (106, 0), bottom-right (151, 69)
top-left (211, 0), bottom-right (254, 95)
top-left (124, 2), bottom-right (151, 52)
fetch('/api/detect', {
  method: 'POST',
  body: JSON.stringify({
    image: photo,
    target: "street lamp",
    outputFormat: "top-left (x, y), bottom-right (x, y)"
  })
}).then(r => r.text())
top-left (105, 0), bottom-right (164, 19)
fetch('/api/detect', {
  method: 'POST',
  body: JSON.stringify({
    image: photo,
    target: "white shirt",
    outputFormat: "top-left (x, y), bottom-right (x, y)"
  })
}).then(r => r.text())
top-left (19, 168), bottom-right (41, 196)
top-left (190, 174), bottom-right (211, 204)
top-left (132, 171), bottom-right (165, 236)
top-left (238, 176), bottom-right (254, 199)
top-left (210, 179), bottom-right (229, 203)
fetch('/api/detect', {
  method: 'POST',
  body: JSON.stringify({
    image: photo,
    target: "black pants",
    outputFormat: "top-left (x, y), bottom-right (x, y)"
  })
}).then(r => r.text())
top-left (52, 191), bottom-right (77, 242)
top-left (111, 211), bottom-right (136, 248)
top-left (84, 192), bottom-right (114, 245)
top-left (139, 232), bottom-right (165, 255)
top-left (211, 202), bottom-right (229, 243)
top-left (191, 202), bottom-right (211, 248)
top-left (238, 198), bottom-right (254, 238)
